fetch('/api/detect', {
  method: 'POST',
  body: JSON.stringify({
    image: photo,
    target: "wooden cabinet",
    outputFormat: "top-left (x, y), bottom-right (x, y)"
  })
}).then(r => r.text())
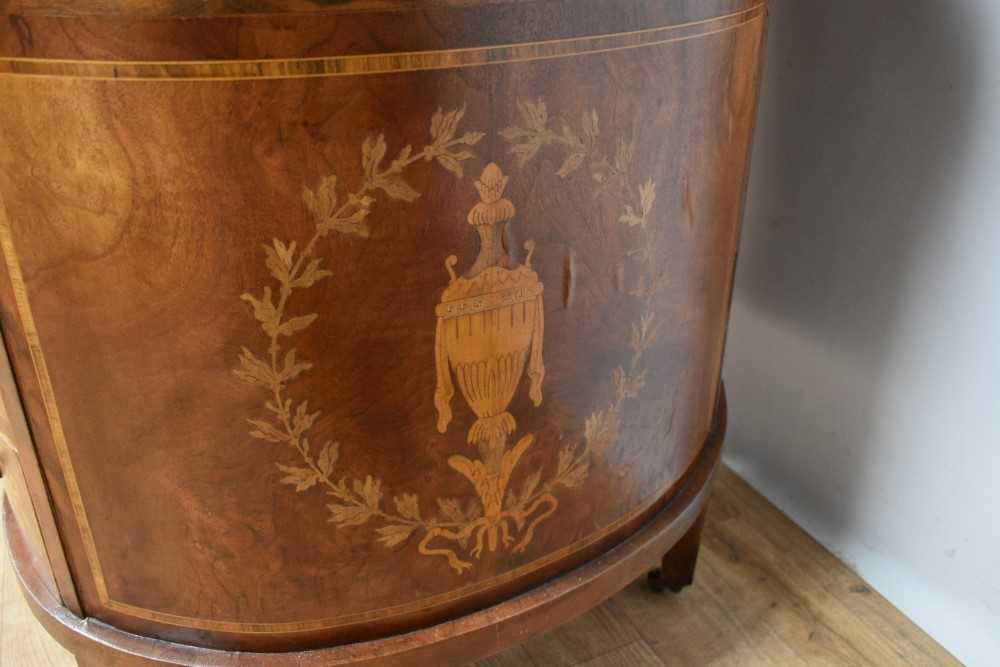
top-left (0, 1), bottom-right (766, 664)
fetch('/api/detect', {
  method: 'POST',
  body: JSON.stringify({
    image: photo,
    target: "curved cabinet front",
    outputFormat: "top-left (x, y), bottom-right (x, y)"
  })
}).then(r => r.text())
top-left (0, 0), bottom-right (766, 663)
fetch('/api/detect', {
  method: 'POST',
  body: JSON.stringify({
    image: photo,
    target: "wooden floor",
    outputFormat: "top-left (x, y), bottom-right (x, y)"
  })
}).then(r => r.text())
top-left (2, 468), bottom-right (959, 666)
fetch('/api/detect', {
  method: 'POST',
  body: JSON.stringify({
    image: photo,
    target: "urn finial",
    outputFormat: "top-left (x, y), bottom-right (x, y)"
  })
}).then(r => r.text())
top-left (474, 163), bottom-right (509, 204)
top-left (467, 163), bottom-right (516, 230)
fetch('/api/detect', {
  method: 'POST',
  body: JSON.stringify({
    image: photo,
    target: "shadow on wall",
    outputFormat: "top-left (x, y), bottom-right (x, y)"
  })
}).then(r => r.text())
top-left (725, 1), bottom-right (979, 535)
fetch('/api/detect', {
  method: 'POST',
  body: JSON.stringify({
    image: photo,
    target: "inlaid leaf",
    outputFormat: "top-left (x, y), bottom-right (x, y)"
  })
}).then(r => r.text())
top-left (362, 133), bottom-right (388, 182)
top-left (639, 178), bottom-right (657, 216)
top-left (612, 366), bottom-right (627, 400)
top-left (291, 258), bottom-right (332, 289)
top-left (556, 441), bottom-right (581, 479)
top-left (622, 369), bottom-right (647, 399)
top-left (553, 440), bottom-right (590, 490)
top-left (276, 463), bottom-right (320, 492)
top-left (377, 523), bottom-right (417, 548)
top-left (278, 348), bottom-right (312, 383)
top-left (353, 475), bottom-right (383, 510)
top-left (430, 104), bottom-right (465, 144)
top-left (560, 120), bottom-right (581, 148)
top-left (278, 313), bottom-right (318, 337)
top-left (436, 154), bottom-right (464, 179)
top-left (520, 469), bottom-right (542, 503)
top-left (437, 497), bottom-right (464, 524)
top-left (430, 107), bottom-right (445, 141)
top-left (320, 195), bottom-right (373, 238)
top-left (499, 126), bottom-right (532, 142)
top-left (584, 408), bottom-right (619, 451)
top-left (234, 347), bottom-right (277, 387)
top-left (507, 469), bottom-right (542, 511)
top-left (274, 239), bottom-right (295, 266)
top-left (457, 130), bottom-right (485, 146)
top-left (318, 174), bottom-right (339, 214)
top-left (376, 174), bottom-right (420, 202)
top-left (316, 442), bottom-right (339, 477)
top-left (517, 98), bottom-right (548, 132)
top-left (560, 458), bottom-right (590, 489)
top-left (394, 493), bottom-right (421, 521)
top-left (303, 174), bottom-right (339, 222)
top-left (389, 144), bottom-right (413, 172)
top-left (619, 204), bottom-right (644, 227)
top-left (247, 418), bottom-right (288, 443)
top-left (507, 137), bottom-right (544, 167)
top-left (639, 312), bottom-right (659, 345)
top-left (264, 239), bottom-right (296, 284)
top-left (241, 287), bottom-right (280, 337)
top-left (327, 502), bottom-right (373, 527)
top-left (329, 220), bottom-right (370, 238)
top-left (501, 98), bottom-right (555, 167)
top-left (302, 185), bottom-right (317, 216)
top-left (292, 401), bottom-right (321, 435)
top-left (614, 138), bottom-right (634, 172)
top-left (464, 498), bottom-right (483, 520)
top-left (265, 397), bottom-right (292, 417)
top-left (444, 105), bottom-right (467, 141)
top-left (631, 312), bottom-right (659, 356)
top-left (556, 152), bottom-right (585, 178)
top-left (325, 477), bottom-right (354, 504)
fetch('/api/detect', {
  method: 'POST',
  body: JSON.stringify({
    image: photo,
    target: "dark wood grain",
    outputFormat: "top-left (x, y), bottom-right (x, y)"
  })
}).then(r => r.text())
top-left (0, 0), bottom-right (761, 60)
top-left (5, 398), bottom-right (724, 666)
top-left (0, 0), bottom-right (766, 663)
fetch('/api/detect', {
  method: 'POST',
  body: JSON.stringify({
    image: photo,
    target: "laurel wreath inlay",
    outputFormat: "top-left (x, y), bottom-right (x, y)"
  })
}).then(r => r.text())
top-left (236, 100), bottom-right (664, 574)
top-left (502, 98), bottom-right (663, 470)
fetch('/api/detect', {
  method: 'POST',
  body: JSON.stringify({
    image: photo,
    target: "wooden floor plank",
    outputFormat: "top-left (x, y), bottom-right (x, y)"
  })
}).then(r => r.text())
top-left (613, 578), bottom-right (788, 667)
top-left (699, 516), bottom-right (874, 665)
top-left (710, 471), bottom-right (960, 667)
top-left (574, 641), bottom-right (665, 667)
top-left (474, 644), bottom-right (538, 667)
top-left (691, 545), bottom-right (814, 666)
top-left (518, 599), bottom-right (643, 666)
top-left (1, 542), bottom-right (74, 666)
top-left (1, 468), bottom-right (959, 666)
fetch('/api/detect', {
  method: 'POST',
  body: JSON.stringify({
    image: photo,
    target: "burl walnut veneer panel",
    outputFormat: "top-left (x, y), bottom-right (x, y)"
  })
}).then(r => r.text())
top-left (0, 1), bottom-right (766, 663)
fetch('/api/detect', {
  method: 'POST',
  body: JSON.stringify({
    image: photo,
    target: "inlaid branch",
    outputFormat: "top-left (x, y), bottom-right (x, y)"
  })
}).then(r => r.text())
top-left (502, 98), bottom-right (663, 509)
top-left (236, 106), bottom-right (486, 573)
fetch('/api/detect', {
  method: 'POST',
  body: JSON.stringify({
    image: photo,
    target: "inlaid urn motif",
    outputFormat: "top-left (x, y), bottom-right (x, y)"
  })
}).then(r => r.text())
top-left (434, 162), bottom-right (548, 554)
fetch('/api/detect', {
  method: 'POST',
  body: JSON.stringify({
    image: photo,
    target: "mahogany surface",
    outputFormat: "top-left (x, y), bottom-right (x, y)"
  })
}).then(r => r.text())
top-left (0, 0), bottom-right (766, 663)
top-left (5, 395), bottom-right (724, 666)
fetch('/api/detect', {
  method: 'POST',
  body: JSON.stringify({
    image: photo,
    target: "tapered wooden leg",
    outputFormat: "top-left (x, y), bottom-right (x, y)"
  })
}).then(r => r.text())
top-left (648, 506), bottom-right (707, 593)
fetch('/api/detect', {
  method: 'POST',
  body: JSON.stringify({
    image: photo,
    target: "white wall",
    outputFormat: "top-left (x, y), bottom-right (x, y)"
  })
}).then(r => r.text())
top-left (723, 2), bottom-right (1000, 665)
